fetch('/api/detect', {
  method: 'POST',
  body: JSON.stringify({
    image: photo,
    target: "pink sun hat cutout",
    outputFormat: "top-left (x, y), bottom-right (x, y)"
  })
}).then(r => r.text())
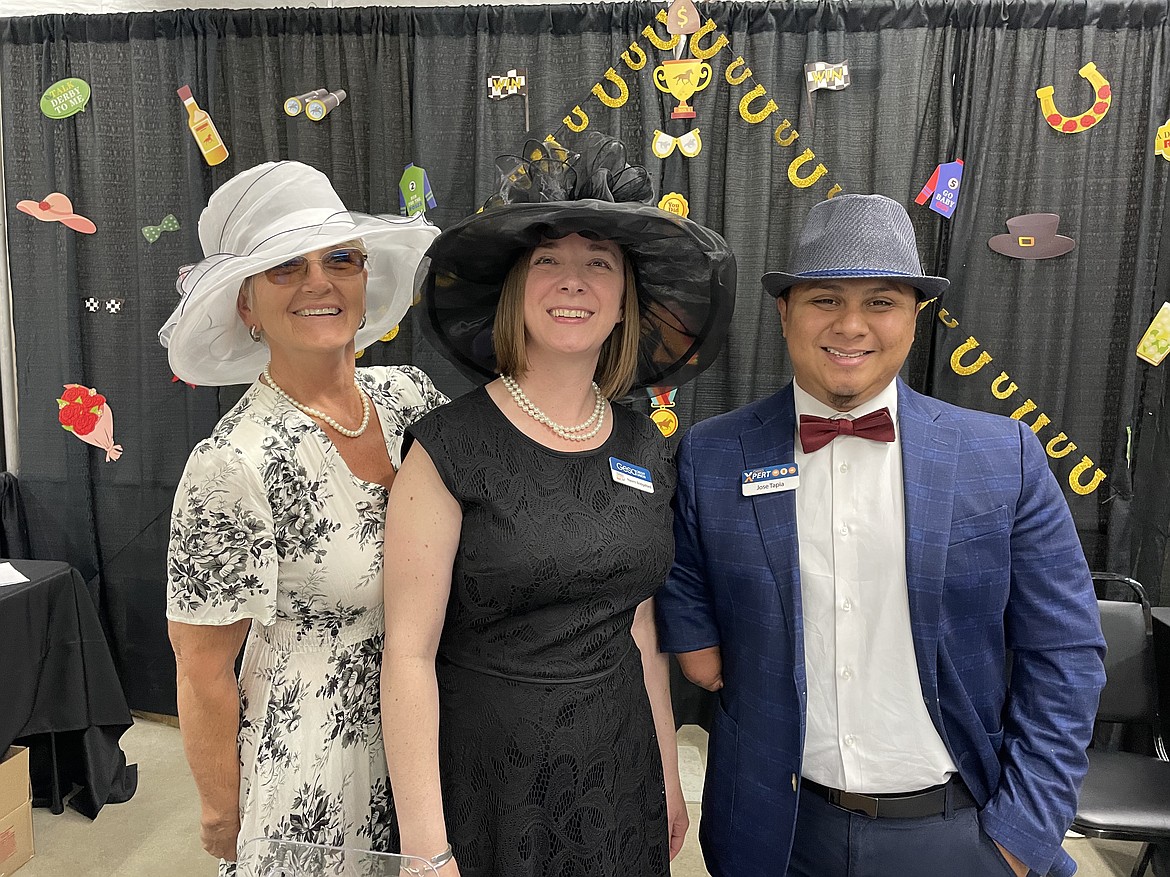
top-left (16, 192), bottom-right (97, 234)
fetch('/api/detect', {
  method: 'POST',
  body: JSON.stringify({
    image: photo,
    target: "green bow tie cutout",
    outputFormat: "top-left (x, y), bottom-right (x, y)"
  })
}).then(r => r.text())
top-left (142, 214), bottom-right (180, 243)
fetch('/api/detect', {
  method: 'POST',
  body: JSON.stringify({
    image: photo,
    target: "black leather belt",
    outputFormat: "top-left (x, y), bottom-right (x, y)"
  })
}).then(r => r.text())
top-left (802, 775), bottom-right (976, 819)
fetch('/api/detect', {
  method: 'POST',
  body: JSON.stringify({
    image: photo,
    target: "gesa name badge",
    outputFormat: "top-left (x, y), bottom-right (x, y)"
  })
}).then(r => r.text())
top-left (609, 456), bottom-right (654, 493)
top-left (741, 464), bottom-right (800, 496)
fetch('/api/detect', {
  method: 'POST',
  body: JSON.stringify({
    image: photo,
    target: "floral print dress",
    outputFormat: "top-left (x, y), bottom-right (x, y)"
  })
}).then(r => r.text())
top-left (166, 366), bottom-right (446, 874)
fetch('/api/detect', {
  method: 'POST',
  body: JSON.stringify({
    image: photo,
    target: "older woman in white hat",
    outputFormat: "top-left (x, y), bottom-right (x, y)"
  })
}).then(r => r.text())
top-left (160, 161), bottom-right (444, 873)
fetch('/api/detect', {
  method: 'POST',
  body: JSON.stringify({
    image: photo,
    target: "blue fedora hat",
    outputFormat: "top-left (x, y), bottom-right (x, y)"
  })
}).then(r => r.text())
top-left (762, 193), bottom-right (949, 299)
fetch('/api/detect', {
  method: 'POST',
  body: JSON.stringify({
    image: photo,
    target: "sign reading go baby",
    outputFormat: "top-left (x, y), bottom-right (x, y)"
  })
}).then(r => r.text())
top-left (559, 9), bottom-right (843, 199)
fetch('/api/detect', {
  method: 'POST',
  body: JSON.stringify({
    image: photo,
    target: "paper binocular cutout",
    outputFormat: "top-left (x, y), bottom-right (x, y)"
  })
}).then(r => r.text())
top-left (284, 88), bottom-right (347, 121)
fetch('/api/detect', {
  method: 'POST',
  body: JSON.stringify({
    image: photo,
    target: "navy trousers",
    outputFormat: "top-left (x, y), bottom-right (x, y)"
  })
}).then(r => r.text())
top-left (786, 783), bottom-right (1022, 877)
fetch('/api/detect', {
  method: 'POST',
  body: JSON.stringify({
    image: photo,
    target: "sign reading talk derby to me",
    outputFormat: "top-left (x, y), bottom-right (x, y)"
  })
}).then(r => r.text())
top-left (41, 78), bottom-right (91, 118)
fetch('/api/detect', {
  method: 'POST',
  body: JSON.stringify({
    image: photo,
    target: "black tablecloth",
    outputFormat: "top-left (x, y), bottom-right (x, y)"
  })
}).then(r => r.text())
top-left (0, 558), bottom-right (137, 818)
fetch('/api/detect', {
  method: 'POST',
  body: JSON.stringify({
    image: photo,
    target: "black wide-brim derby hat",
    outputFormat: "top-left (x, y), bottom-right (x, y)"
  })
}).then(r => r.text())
top-left (416, 134), bottom-right (736, 392)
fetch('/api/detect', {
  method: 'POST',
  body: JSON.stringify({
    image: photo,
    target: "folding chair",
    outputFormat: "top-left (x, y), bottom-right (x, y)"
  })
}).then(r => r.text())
top-left (1070, 573), bottom-right (1170, 877)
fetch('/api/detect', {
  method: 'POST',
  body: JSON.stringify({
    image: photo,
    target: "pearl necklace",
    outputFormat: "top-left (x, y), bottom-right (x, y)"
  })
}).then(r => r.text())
top-left (501, 375), bottom-right (607, 442)
top-left (263, 363), bottom-right (370, 438)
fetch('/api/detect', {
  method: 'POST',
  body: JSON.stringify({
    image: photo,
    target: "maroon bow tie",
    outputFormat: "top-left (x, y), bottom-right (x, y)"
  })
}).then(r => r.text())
top-left (799, 408), bottom-right (896, 453)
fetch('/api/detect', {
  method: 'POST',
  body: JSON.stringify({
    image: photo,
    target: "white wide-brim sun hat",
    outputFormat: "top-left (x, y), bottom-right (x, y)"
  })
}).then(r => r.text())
top-left (160, 161), bottom-right (439, 386)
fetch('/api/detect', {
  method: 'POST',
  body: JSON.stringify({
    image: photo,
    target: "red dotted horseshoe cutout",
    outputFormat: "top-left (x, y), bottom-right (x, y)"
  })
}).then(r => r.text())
top-left (1036, 62), bottom-right (1112, 134)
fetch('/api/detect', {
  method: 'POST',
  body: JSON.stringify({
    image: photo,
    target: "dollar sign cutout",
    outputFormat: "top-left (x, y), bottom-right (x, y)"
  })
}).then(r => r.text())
top-left (667, 0), bottom-right (701, 34)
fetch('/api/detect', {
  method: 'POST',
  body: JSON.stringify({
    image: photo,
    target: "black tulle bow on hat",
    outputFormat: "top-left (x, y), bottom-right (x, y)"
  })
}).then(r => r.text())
top-left (416, 131), bottom-right (737, 393)
top-left (483, 133), bottom-right (655, 210)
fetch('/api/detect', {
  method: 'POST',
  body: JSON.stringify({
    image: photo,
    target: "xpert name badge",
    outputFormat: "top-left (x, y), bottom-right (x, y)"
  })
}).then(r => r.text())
top-left (741, 464), bottom-right (800, 497)
top-left (610, 457), bottom-right (654, 493)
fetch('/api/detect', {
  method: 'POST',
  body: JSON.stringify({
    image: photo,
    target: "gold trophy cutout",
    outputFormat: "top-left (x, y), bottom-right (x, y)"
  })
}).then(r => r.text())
top-left (654, 58), bottom-right (713, 120)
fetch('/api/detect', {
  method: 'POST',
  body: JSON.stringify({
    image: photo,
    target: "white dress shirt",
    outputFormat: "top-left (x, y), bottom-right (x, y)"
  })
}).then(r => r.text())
top-left (793, 379), bottom-right (957, 793)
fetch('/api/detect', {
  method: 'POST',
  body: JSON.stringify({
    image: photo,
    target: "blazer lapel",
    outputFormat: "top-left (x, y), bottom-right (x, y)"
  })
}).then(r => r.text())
top-left (739, 384), bottom-right (802, 653)
top-left (898, 380), bottom-right (959, 703)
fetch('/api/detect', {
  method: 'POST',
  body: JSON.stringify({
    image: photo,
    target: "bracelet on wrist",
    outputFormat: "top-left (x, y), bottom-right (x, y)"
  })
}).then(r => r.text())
top-left (428, 844), bottom-right (454, 868)
top-left (405, 843), bottom-right (454, 874)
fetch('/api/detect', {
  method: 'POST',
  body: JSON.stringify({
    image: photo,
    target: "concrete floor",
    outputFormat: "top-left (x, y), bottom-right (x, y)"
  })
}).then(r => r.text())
top-left (18, 719), bottom-right (1147, 877)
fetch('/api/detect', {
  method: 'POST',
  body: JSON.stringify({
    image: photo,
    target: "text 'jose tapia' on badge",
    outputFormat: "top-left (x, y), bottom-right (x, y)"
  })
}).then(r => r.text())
top-left (742, 464), bottom-right (800, 497)
top-left (610, 457), bottom-right (654, 493)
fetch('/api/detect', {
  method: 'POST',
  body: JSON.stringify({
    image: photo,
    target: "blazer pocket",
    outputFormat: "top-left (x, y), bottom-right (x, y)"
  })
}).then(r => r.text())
top-left (704, 699), bottom-right (739, 830)
top-left (948, 505), bottom-right (1011, 547)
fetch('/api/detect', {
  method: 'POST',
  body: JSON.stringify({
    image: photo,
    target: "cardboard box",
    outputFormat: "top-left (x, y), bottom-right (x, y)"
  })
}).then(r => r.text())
top-left (0, 747), bottom-right (32, 877)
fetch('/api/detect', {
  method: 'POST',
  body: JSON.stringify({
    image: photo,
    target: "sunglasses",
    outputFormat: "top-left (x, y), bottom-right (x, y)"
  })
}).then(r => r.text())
top-left (264, 247), bottom-right (367, 285)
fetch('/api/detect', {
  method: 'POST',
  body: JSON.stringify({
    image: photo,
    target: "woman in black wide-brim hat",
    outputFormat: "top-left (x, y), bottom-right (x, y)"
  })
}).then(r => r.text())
top-left (381, 133), bottom-right (736, 877)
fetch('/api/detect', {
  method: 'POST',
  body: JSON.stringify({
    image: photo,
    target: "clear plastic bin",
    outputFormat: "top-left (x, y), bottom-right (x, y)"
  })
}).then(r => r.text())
top-left (237, 838), bottom-right (440, 877)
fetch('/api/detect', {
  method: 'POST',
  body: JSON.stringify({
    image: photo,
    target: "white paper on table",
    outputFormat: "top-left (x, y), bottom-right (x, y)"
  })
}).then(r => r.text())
top-left (0, 562), bottom-right (30, 586)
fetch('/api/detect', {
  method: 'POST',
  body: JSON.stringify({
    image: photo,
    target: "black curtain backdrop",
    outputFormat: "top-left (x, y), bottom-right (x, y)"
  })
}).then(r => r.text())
top-left (2, 1), bottom-right (1168, 713)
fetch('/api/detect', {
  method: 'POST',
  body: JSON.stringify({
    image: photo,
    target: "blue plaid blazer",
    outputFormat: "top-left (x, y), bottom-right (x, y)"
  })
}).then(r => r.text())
top-left (657, 380), bottom-right (1106, 877)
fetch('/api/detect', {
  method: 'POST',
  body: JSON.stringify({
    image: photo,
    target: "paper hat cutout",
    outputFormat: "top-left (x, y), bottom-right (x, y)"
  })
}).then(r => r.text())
top-left (666, 0), bottom-right (701, 34)
top-left (805, 61), bottom-right (850, 92)
top-left (988, 214), bottom-right (1075, 259)
top-left (40, 78), bottom-right (91, 118)
top-left (16, 193), bottom-right (96, 234)
top-left (1036, 62), bottom-right (1111, 134)
top-left (1156, 119), bottom-right (1170, 161)
top-left (142, 214), bottom-right (179, 242)
top-left (57, 384), bottom-right (123, 462)
top-left (488, 69), bottom-right (528, 99)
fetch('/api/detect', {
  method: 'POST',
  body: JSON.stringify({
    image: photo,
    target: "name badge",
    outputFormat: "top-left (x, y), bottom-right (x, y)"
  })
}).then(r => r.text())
top-left (610, 456), bottom-right (654, 493)
top-left (742, 464), bottom-right (800, 496)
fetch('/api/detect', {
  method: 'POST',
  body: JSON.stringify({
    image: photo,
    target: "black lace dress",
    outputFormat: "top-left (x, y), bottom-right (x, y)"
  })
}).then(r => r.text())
top-left (405, 386), bottom-right (675, 877)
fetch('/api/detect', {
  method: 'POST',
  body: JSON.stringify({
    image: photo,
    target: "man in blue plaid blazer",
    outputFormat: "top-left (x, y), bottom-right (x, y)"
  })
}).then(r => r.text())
top-left (657, 195), bottom-right (1105, 877)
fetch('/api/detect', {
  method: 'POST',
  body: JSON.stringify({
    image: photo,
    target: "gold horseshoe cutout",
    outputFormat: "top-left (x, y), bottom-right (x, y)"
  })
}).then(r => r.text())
top-left (621, 42), bottom-right (647, 71)
top-left (591, 68), bottom-right (629, 109)
top-left (1068, 456), bottom-right (1107, 495)
top-left (788, 148), bottom-right (828, 188)
top-left (772, 119), bottom-right (800, 147)
top-left (563, 106), bottom-right (589, 132)
top-left (990, 372), bottom-right (1018, 400)
top-left (739, 84), bottom-right (778, 124)
top-left (950, 336), bottom-right (992, 376)
top-left (1036, 62), bottom-right (1112, 134)
top-left (643, 11), bottom-right (680, 51)
top-left (725, 57), bottom-right (752, 86)
top-left (689, 18), bottom-right (729, 61)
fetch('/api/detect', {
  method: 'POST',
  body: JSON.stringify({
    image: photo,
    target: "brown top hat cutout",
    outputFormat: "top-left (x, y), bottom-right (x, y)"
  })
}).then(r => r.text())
top-left (988, 213), bottom-right (1074, 259)
top-left (16, 192), bottom-right (97, 234)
